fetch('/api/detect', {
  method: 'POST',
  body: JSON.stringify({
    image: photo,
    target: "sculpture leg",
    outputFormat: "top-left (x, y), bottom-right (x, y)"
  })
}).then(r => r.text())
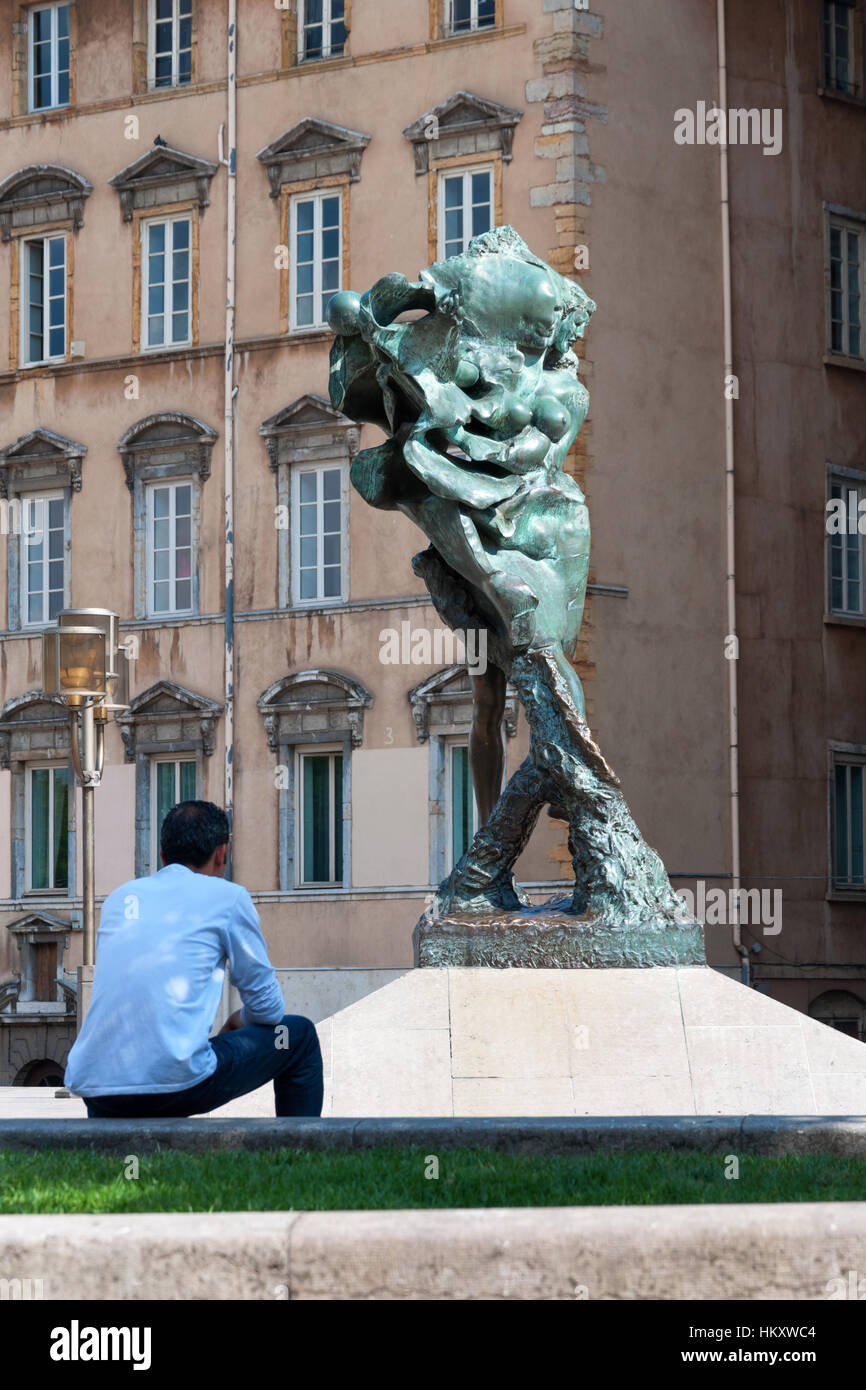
top-left (469, 663), bottom-right (506, 827)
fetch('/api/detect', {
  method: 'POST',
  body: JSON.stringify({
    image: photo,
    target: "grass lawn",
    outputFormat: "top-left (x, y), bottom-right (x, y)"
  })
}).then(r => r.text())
top-left (2, 1148), bottom-right (866, 1213)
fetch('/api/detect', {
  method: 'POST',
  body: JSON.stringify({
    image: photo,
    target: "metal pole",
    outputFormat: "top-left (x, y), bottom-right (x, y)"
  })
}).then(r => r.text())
top-left (223, 0), bottom-right (238, 875)
top-left (80, 702), bottom-right (96, 966)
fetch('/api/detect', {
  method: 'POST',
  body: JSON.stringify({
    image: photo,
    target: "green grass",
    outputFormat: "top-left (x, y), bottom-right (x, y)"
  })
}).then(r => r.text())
top-left (2, 1148), bottom-right (866, 1213)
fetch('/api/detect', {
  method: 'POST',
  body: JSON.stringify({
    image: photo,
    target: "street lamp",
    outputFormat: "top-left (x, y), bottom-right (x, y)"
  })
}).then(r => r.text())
top-left (42, 609), bottom-right (130, 970)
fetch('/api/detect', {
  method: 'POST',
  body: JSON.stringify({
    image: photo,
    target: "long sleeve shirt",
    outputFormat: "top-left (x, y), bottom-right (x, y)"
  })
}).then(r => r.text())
top-left (64, 862), bottom-right (285, 1096)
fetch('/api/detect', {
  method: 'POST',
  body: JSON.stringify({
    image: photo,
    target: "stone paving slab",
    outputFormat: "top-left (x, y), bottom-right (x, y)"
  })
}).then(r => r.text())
top-left (3, 1115), bottom-right (866, 1154)
top-left (1, 1202), bottom-right (865, 1299)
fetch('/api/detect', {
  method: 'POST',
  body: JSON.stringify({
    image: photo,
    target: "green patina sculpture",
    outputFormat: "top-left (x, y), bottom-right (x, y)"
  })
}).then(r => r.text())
top-left (328, 226), bottom-right (704, 967)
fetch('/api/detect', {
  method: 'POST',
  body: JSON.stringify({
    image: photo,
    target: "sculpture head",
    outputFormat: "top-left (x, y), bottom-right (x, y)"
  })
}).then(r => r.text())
top-left (327, 226), bottom-right (595, 500)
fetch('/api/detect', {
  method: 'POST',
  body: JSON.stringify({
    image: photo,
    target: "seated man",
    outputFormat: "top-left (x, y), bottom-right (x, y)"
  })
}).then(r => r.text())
top-left (65, 801), bottom-right (323, 1119)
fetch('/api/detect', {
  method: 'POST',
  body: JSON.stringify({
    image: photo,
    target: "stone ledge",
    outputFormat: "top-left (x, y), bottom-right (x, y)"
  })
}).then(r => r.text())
top-left (3, 1115), bottom-right (866, 1155)
top-left (2, 1202), bottom-right (866, 1299)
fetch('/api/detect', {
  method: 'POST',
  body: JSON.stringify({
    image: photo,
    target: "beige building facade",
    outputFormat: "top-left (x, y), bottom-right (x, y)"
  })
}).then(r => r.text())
top-left (0, 0), bottom-right (862, 1084)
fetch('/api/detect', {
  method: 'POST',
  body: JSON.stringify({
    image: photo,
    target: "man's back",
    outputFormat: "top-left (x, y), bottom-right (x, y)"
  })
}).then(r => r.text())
top-left (65, 862), bottom-right (283, 1096)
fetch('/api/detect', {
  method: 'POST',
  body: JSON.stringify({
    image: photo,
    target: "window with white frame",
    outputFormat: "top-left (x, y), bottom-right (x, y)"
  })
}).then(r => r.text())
top-left (828, 214), bottom-right (863, 360)
top-left (448, 740), bottom-right (478, 868)
top-left (292, 463), bottom-right (346, 603)
top-left (27, 764), bottom-right (69, 892)
top-left (445, 0), bottom-right (496, 36)
top-left (832, 752), bottom-right (866, 889)
top-left (299, 0), bottom-right (347, 61)
top-left (142, 215), bottom-right (191, 350)
top-left (438, 166), bottom-right (493, 259)
top-left (823, 0), bottom-right (860, 96)
top-left (290, 191), bottom-right (341, 330)
top-left (828, 474), bottom-right (866, 617)
top-left (151, 756), bottom-right (197, 868)
top-left (20, 492), bottom-right (66, 628)
top-left (149, 0), bottom-right (193, 88)
top-left (21, 235), bottom-right (66, 366)
top-left (29, 3), bottom-right (70, 112)
top-left (146, 480), bottom-right (193, 616)
top-left (297, 747), bottom-right (343, 886)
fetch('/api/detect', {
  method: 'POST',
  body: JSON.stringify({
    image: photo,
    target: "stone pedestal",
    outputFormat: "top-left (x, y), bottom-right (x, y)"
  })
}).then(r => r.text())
top-left (310, 965), bottom-right (866, 1117)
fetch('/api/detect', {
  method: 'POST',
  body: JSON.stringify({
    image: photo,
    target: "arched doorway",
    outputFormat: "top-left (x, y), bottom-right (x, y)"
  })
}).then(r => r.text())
top-left (13, 1059), bottom-right (66, 1087)
top-left (808, 990), bottom-right (866, 1042)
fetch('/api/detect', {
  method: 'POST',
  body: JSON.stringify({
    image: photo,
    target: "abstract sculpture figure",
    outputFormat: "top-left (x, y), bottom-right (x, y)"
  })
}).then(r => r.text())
top-left (328, 227), bottom-right (704, 967)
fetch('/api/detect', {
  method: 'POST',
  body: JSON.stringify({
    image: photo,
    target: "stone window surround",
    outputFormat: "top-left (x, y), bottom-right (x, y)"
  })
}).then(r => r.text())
top-left (0, 692), bottom-right (75, 902)
top-left (117, 411), bottom-right (217, 620)
top-left (403, 90), bottom-right (521, 176)
top-left (132, 0), bottom-right (200, 95)
top-left (824, 202), bottom-right (866, 368)
top-left (0, 164), bottom-right (91, 372)
top-left (257, 669), bottom-right (372, 892)
top-left (0, 428), bottom-right (83, 631)
top-left (828, 739), bottom-right (866, 902)
top-left (429, 0), bottom-right (504, 42)
top-left (116, 678), bottom-right (221, 877)
top-left (259, 394), bottom-right (358, 610)
top-left (5, 910), bottom-right (77, 1007)
top-left (9, 1), bottom-right (79, 118)
top-left (279, 1), bottom-right (353, 68)
top-left (257, 121), bottom-right (370, 336)
top-left (817, 0), bottom-right (866, 107)
top-left (408, 664), bottom-right (517, 884)
top-left (826, 462), bottom-right (866, 626)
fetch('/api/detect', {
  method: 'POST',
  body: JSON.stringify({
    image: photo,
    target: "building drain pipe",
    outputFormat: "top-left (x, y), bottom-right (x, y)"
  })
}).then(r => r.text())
top-left (223, 1), bottom-right (238, 871)
top-left (717, 0), bottom-right (749, 986)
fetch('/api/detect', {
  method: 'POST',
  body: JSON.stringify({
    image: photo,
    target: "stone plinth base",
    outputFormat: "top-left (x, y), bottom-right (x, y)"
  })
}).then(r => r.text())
top-left (312, 965), bottom-right (866, 1117)
top-left (414, 900), bottom-right (706, 968)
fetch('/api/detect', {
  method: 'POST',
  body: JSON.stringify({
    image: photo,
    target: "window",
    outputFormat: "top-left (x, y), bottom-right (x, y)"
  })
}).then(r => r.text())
top-left (823, 0), bottom-right (859, 96)
top-left (832, 755), bottom-right (866, 889)
top-left (151, 757), bottom-right (196, 868)
top-left (21, 236), bottom-right (66, 366)
top-left (29, 3), bottom-right (70, 112)
top-left (27, 765), bottom-right (69, 892)
top-left (449, 741), bottom-right (478, 868)
top-left (438, 166), bottom-right (493, 259)
top-left (828, 476), bottom-right (866, 617)
top-left (146, 480), bottom-right (193, 616)
top-left (292, 463), bottom-right (345, 604)
top-left (20, 492), bottom-right (66, 628)
top-left (445, 0), bottom-right (496, 34)
top-left (297, 748), bottom-right (343, 886)
top-left (149, 0), bottom-right (192, 88)
top-left (828, 216), bottom-right (863, 359)
top-left (299, 0), bottom-right (346, 61)
top-left (142, 216), bottom-right (191, 350)
top-left (290, 191), bottom-right (341, 330)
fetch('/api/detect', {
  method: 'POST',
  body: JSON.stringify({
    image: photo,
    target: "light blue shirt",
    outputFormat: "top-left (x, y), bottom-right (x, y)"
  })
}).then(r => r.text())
top-left (65, 863), bottom-right (286, 1096)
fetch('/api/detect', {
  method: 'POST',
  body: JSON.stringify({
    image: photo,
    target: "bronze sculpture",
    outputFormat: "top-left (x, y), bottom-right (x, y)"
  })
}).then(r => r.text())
top-left (328, 227), bottom-right (704, 967)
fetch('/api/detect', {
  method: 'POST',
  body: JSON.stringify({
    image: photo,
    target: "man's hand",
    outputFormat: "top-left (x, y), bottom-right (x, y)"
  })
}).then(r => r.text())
top-left (217, 1008), bottom-right (244, 1034)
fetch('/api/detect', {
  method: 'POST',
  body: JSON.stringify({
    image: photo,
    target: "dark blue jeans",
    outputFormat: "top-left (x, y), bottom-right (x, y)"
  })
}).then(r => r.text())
top-left (83, 1014), bottom-right (323, 1118)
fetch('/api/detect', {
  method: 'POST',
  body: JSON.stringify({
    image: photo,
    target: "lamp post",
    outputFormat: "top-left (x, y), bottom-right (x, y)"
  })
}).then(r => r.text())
top-left (42, 610), bottom-right (129, 975)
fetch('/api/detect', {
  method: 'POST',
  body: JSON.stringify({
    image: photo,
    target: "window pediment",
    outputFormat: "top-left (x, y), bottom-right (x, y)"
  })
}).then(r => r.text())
top-left (0, 165), bottom-right (92, 242)
top-left (403, 91), bottom-right (521, 174)
top-left (117, 681), bottom-right (222, 762)
top-left (258, 669), bottom-right (372, 749)
top-left (256, 119), bottom-right (371, 196)
top-left (0, 428), bottom-right (86, 498)
top-left (0, 692), bottom-right (69, 769)
top-left (409, 664), bottom-right (518, 741)
top-left (109, 144), bottom-right (218, 221)
top-left (259, 394), bottom-right (359, 470)
top-left (117, 412), bottom-right (217, 489)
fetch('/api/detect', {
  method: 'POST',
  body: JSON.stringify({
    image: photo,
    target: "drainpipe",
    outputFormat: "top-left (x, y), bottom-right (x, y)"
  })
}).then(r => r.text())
top-left (717, 0), bottom-right (749, 986)
top-left (222, 0), bottom-right (238, 872)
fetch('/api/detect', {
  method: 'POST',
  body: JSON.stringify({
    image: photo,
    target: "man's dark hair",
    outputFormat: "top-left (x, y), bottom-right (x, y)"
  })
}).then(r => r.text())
top-left (160, 800), bottom-right (230, 869)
